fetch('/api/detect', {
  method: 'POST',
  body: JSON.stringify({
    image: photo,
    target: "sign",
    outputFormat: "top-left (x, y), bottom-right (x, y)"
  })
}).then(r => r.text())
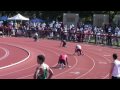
top-left (63, 13), bottom-right (79, 28)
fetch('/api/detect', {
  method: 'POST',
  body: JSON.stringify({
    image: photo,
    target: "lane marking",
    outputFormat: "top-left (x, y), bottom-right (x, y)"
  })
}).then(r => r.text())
top-left (0, 64), bottom-right (37, 77)
top-left (39, 45), bottom-right (96, 79)
top-left (0, 44), bottom-right (46, 77)
top-left (0, 43), bottom-right (30, 70)
top-left (0, 47), bottom-right (9, 61)
top-left (98, 62), bottom-right (107, 64)
top-left (17, 45), bottom-right (78, 79)
top-left (1, 39), bottom-right (110, 79)
top-left (75, 52), bottom-right (96, 79)
top-left (103, 55), bottom-right (111, 57)
top-left (81, 47), bottom-right (112, 79)
top-left (17, 74), bottom-right (33, 79)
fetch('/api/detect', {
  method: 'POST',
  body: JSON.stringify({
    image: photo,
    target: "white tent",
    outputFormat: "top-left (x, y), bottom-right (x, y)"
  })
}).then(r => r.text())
top-left (8, 13), bottom-right (29, 20)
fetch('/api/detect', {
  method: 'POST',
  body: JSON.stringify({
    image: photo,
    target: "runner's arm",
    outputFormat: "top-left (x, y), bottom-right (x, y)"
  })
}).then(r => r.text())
top-left (47, 68), bottom-right (53, 79)
top-left (109, 62), bottom-right (115, 79)
top-left (33, 67), bottom-right (39, 79)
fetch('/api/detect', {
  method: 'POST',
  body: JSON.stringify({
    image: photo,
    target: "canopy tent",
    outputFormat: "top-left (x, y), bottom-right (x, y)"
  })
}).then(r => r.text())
top-left (8, 13), bottom-right (29, 20)
top-left (30, 18), bottom-right (44, 23)
top-left (0, 16), bottom-right (8, 21)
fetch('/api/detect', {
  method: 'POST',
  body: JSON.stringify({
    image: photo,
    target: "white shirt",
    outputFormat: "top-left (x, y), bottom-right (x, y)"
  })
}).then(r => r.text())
top-left (36, 63), bottom-right (49, 79)
top-left (112, 59), bottom-right (120, 77)
top-left (76, 45), bottom-right (82, 49)
top-left (117, 31), bottom-right (120, 36)
top-left (34, 33), bottom-right (38, 37)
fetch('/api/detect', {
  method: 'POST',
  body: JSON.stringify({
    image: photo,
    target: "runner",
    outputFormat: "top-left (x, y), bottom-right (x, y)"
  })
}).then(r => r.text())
top-left (110, 53), bottom-right (120, 79)
top-left (60, 40), bottom-right (67, 47)
top-left (34, 55), bottom-right (53, 79)
top-left (73, 44), bottom-right (83, 56)
top-left (33, 32), bottom-right (39, 41)
top-left (52, 54), bottom-right (70, 69)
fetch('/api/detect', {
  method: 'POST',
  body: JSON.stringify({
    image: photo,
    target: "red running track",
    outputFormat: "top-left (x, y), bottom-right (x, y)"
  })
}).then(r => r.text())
top-left (0, 37), bottom-right (120, 79)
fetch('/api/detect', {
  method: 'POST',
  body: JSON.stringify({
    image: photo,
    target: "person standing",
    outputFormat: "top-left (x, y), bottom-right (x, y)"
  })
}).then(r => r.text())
top-left (34, 55), bottom-right (53, 79)
top-left (110, 53), bottom-right (120, 79)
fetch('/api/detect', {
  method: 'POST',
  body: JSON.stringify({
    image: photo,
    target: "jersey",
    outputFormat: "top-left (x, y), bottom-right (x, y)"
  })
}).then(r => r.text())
top-left (37, 63), bottom-right (49, 79)
top-left (59, 54), bottom-right (68, 61)
top-left (76, 45), bottom-right (82, 49)
top-left (112, 59), bottom-right (120, 77)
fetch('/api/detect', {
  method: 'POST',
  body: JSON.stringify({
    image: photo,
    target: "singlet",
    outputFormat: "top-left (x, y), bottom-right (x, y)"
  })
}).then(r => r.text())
top-left (112, 59), bottom-right (120, 77)
top-left (76, 45), bottom-right (81, 49)
top-left (59, 54), bottom-right (67, 60)
top-left (37, 63), bottom-right (49, 79)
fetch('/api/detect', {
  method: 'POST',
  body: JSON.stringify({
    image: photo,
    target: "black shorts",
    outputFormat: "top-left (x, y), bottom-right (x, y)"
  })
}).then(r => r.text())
top-left (63, 41), bottom-right (66, 46)
top-left (76, 49), bottom-right (81, 52)
top-left (58, 59), bottom-right (66, 65)
top-left (112, 76), bottom-right (120, 79)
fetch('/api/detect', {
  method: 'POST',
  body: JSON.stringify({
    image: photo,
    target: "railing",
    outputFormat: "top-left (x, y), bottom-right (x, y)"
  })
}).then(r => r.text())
top-left (1, 29), bottom-right (120, 47)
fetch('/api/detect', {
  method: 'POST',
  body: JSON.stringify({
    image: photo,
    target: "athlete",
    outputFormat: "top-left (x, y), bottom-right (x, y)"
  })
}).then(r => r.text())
top-left (33, 32), bottom-right (39, 41)
top-left (110, 53), bottom-right (120, 79)
top-left (73, 44), bottom-right (83, 56)
top-left (60, 40), bottom-right (67, 47)
top-left (34, 55), bottom-right (53, 79)
top-left (57, 54), bottom-right (70, 69)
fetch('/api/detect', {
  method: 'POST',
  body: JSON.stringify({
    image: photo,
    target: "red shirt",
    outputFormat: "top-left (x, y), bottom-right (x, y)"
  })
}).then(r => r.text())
top-left (59, 54), bottom-right (68, 60)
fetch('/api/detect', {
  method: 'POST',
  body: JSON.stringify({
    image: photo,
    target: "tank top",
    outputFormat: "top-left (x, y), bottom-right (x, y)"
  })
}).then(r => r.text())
top-left (37, 63), bottom-right (49, 79)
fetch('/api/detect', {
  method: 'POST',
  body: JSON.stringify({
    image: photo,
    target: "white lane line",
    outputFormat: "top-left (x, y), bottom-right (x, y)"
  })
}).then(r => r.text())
top-left (75, 53), bottom-right (96, 79)
top-left (47, 45), bottom-right (95, 79)
top-left (40, 46), bottom-right (79, 79)
top-left (98, 62), bottom-right (107, 64)
top-left (81, 47), bottom-right (112, 79)
top-left (0, 43), bottom-right (30, 70)
top-left (0, 47), bottom-right (9, 61)
top-left (0, 47), bottom-right (46, 77)
top-left (17, 74), bottom-right (34, 79)
top-left (18, 46), bottom-right (95, 79)
top-left (0, 64), bottom-right (37, 76)
top-left (70, 72), bottom-right (80, 75)
top-left (102, 73), bottom-right (110, 79)
top-left (103, 55), bottom-right (111, 57)
top-left (40, 45), bottom-right (96, 79)
top-left (16, 47), bottom-right (59, 79)
top-left (17, 45), bottom-right (78, 79)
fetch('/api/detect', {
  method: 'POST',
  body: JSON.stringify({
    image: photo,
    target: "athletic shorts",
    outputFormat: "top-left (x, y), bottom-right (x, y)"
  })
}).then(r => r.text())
top-left (58, 59), bottom-right (66, 65)
top-left (76, 49), bottom-right (81, 52)
top-left (112, 76), bottom-right (120, 79)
